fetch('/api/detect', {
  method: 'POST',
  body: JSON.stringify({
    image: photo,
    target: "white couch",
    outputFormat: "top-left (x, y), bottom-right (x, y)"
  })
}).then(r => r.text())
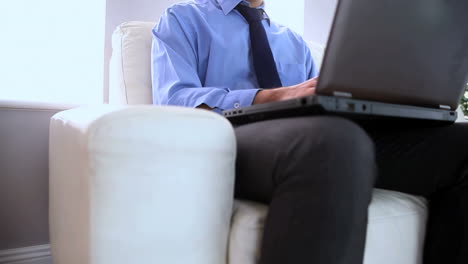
top-left (49, 21), bottom-right (429, 264)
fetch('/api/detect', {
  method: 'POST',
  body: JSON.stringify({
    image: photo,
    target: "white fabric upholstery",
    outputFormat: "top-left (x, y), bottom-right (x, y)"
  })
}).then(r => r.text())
top-left (229, 189), bottom-right (428, 264)
top-left (49, 105), bottom-right (236, 264)
top-left (109, 22), bottom-right (155, 104)
top-left (71, 21), bottom-right (430, 264)
top-left (457, 106), bottom-right (466, 121)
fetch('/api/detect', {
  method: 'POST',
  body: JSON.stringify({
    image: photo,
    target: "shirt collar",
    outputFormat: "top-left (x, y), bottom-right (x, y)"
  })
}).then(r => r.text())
top-left (216, 0), bottom-right (270, 25)
top-left (217, 0), bottom-right (265, 15)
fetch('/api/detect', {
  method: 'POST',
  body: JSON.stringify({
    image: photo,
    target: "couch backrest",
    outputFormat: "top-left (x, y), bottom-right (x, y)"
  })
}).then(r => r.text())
top-left (109, 21), bottom-right (155, 104)
top-left (109, 21), bottom-right (325, 105)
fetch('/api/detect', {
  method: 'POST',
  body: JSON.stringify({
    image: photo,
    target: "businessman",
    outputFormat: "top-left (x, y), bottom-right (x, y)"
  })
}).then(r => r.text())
top-left (151, 0), bottom-right (468, 263)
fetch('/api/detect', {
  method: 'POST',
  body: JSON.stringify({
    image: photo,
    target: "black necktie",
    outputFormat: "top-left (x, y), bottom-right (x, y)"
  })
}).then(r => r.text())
top-left (235, 4), bottom-right (283, 89)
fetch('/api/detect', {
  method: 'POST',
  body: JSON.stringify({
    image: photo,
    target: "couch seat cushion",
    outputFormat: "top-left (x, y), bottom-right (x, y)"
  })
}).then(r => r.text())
top-left (229, 189), bottom-right (428, 264)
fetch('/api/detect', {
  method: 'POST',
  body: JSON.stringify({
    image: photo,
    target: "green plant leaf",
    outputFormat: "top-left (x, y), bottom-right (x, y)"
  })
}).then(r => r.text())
top-left (461, 83), bottom-right (468, 116)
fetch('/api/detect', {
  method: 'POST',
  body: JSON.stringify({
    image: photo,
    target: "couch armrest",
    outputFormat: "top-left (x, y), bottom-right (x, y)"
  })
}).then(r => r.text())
top-left (457, 106), bottom-right (465, 122)
top-left (49, 105), bottom-right (236, 264)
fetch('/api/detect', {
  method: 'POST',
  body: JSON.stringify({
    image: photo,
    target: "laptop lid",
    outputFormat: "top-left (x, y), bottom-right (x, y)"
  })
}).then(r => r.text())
top-left (316, 0), bottom-right (468, 110)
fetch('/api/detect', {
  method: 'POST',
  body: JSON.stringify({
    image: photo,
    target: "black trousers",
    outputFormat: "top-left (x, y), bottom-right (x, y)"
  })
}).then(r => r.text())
top-left (234, 116), bottom-right (468, 264)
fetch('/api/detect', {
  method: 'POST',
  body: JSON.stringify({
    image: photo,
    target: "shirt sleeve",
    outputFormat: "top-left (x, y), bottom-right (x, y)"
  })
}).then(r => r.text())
top-left (151, 9), bottom-right (260, 111)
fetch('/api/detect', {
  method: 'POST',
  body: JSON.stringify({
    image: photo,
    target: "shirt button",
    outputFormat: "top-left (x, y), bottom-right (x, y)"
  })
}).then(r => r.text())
top-left (234, 102), bottom-right (240, 109)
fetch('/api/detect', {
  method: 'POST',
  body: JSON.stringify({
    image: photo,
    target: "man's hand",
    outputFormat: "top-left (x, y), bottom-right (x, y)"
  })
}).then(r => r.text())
top-left (253, 77), bottom-right (318, 105)
top-left (196, 77), bottom-right (318, 110)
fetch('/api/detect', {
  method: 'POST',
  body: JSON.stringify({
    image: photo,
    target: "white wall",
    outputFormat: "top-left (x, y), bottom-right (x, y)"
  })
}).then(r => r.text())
top-left (0, 104), bottom-right (66, 251)
top-left (304, 0), bottom-right (337, 45)
top-left (0, 0), bottom-right (106, 104)
top-left (267, 0), bottom-right (305, 35)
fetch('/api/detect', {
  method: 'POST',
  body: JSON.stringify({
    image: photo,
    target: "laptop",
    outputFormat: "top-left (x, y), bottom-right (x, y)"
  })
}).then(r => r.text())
top-left (224, 0), bottom-right (468, 125)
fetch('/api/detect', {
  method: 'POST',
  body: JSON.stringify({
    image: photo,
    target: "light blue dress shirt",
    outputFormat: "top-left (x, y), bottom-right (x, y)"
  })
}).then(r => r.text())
top-left (152, 0), bottom-right (318, 111)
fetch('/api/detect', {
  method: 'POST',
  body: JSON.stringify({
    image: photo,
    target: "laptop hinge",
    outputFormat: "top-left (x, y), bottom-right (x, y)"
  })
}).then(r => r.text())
top-left (439, 105), bottom-right (451, 110)
top-left (333, 91), bottom-right (352, 98)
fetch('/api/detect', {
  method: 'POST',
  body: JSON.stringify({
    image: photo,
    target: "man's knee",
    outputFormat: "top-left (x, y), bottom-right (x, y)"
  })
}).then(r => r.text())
top-left (236, 116), bottom-right (375, 158)
top-left (271, 116), bottom-right (376, 188)
top-left (276, 116), bottom-right (374, 158)
top-left (234, 117), bottom-right (376, 202)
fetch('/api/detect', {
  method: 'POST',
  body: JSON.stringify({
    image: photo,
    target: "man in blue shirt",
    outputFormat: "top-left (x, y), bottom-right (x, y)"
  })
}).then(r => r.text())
top-left (152, 0), bottom-right (468, 263)
top-left (151, 0), bottom-right (318, 112)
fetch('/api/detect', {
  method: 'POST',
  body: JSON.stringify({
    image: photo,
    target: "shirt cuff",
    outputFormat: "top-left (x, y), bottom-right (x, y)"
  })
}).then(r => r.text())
top-left (219, 89), bottom-right (260, 111)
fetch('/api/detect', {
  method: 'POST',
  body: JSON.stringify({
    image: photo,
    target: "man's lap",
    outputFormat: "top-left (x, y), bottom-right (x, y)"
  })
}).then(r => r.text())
top-left (234, 116), bottom-right (374, 202)
top-left (234, 116), bottom-right (468, 200)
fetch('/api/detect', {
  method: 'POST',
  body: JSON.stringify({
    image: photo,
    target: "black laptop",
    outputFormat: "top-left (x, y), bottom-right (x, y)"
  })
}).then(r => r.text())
top-left (224, 0), bottom-right (468, 125)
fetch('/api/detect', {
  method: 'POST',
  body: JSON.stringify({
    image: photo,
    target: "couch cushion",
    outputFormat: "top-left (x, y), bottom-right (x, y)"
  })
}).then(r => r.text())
top-left (109, 21), bottom-right (155, 105)
top-left (229, 189), bottom-right (428, 264)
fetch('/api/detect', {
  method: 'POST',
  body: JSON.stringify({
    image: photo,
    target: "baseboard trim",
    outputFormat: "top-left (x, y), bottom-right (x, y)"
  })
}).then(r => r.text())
top-left (0, 244), bottom-right (51, 264)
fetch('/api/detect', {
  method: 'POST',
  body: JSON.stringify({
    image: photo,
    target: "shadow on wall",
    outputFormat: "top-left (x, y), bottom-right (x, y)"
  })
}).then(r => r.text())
top-left (0, 104), bottom-right (63, 251)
